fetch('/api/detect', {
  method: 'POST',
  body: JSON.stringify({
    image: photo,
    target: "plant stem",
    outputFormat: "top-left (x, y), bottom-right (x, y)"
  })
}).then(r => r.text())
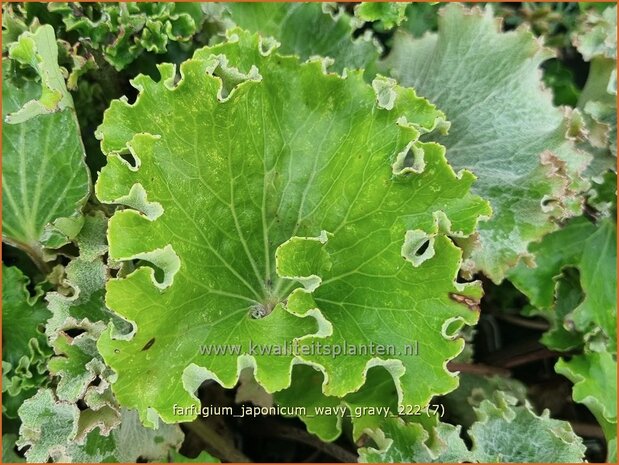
top-left (448, 362), bottom-right (511, 377)
top-left (494, 313), bottom-right (550, 331)
top-left (183, 419), bottom-right (251, 463)
top-left (2, 238), bottom-right (51, 275)
top-left (246, 420), bottom-right (357, 463)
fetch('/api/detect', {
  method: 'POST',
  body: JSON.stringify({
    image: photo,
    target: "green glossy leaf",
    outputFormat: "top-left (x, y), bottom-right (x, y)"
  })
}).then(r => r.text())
top-left (94, 29), bottom-right (489, 427)
top-left (556, 351), bottom-right (617, 461)
top-left (277, 369), bottom-right (529, 446)
top-left (2, 265), bottom-right (51, 419)
top-left (532, 269), bottom-right (586, 351)
top-left (589, 169), bottom-right (617, 215)
top-left (2, 25), bottom-right (90, 258)
top-left (274, 365), bottom-right (344, 442)
top-left (224, 2), bottom-right (380, 76)
top-left (2, 4), bottom-right (30, 52)
top-left (382, 4), bottom-right (590, 282)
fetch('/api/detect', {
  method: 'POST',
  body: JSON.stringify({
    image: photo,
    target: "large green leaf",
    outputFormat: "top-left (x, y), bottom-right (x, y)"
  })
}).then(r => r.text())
top-left (2, 25), bottom-right (90, 260)
top-left (2, 265), bottom-right (51, 418)
top-left (95, 29), bottom-right (490, 426)
top-left (223, 2), bottom-right (380, 76)
top-left (382, 4), bottom-right (590, 282)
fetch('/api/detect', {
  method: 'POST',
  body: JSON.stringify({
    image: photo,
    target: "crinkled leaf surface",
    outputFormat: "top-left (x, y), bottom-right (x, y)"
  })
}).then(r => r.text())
top-left (589, 169), bottom-right (617, 217)
top-left (2, 265), bottom-right (51, 418)
top-left (95, 29), bottom-right (489, 426)
top-left (48, 328), bottom-right (114, 406)
top-left (556, 351), bottom-right (617, 460)
top-left (2, 265), bottom-right (49, 379)
top-left (5, 24), bottom-right (73, 123)
top-left (2, 25), bottom-right (89, 254)
top-left (17, 389), bottom-right (183, 463)
top-left (360, 392), bottom-right (586, 463)
top-left (574, 5), bottom-right (617, 174)
top-left (47, 2), bottom-right (205, 71)
top-left (382, 4), bottom-right (589, 282)
top-left (44, 213), bottom-right (127, 439)
top-left (45, 212), bottom-right (119, 340)
top-left (359, 416), bottom-right (470, 463)
top-left (440, 373), bottom-right (527, 429)
top-left (224, 2), bottom-right (380, 75)
top-left (572, 5), bottom-right (617, 63)
top-left (467, 393), bottom-right (585, 462)
top-left (355, 2), bottom-right (409, 31)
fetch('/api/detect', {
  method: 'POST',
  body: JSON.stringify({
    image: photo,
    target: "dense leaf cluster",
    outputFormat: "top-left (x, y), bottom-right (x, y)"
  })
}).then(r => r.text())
top-left (2, 2), bottom-right (616, 463)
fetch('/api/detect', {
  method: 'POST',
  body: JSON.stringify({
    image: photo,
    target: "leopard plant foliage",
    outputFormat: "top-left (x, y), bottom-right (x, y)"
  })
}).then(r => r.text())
top-left (1, 3), bottom-right (615, 464)
top-left (2, 24), bottom-right (90, 256)
top-left (358, 392), bottom-right (586, 463)
top-left (95, 28), bottom-right (490, 427)
top-left (46, 2), bottom-right (207, 71)
top-left (222, 2), bottom-right (380, 76)
top-left (382, 3), bottom-right (590, 282)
